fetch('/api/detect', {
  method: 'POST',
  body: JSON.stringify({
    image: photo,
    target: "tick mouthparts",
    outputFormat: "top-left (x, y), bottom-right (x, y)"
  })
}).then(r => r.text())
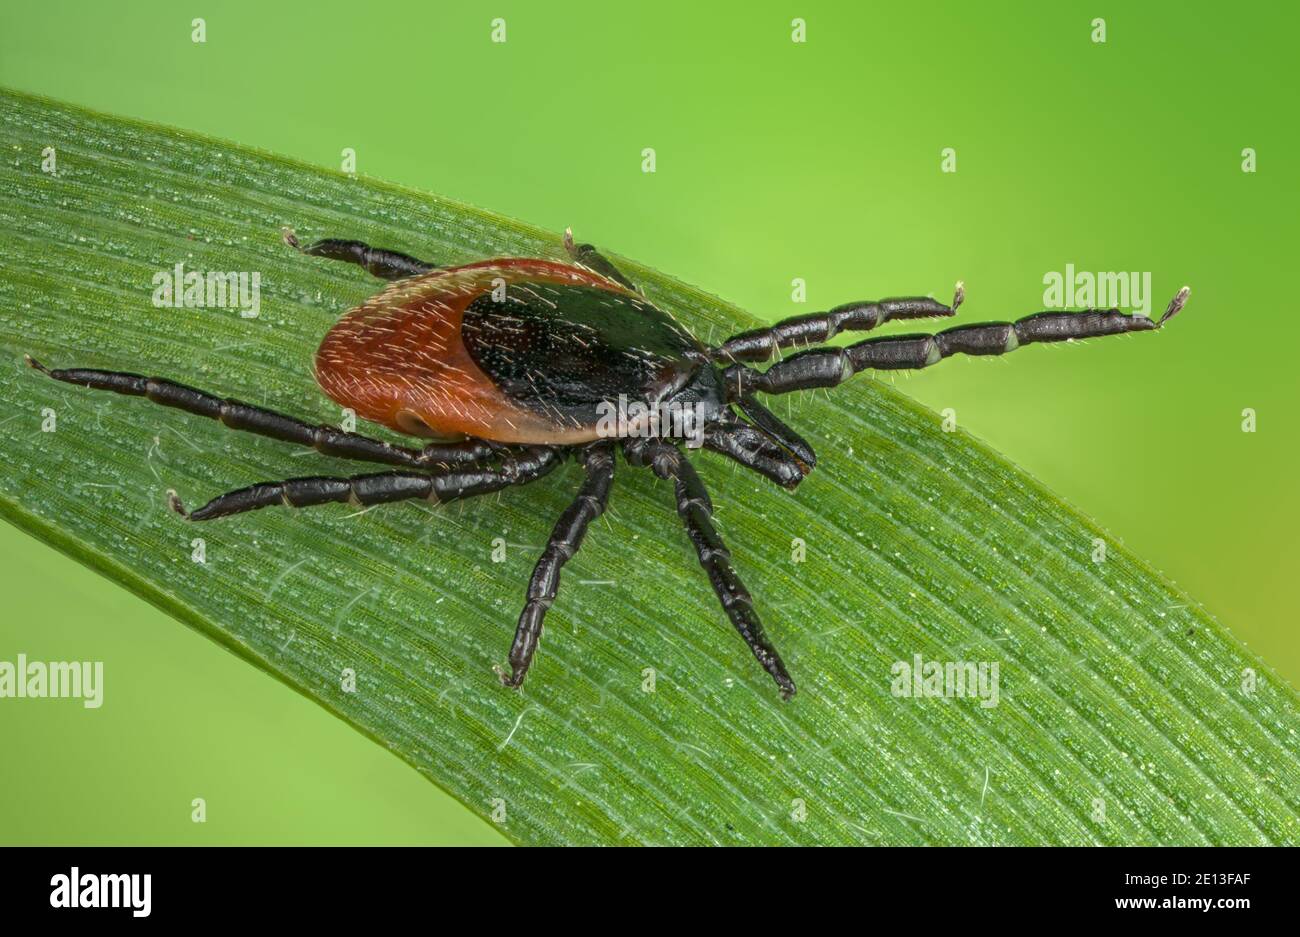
top-left (165, 489), bottom-right (190, 518)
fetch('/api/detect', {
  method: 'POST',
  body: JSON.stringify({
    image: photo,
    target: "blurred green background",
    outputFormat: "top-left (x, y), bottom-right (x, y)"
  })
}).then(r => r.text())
top-left (1, 1), bottom-right (1295, 845)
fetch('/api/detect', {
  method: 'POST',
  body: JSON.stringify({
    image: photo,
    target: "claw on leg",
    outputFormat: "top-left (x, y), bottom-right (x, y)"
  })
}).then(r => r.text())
top-left (1159, 286), bottom-right (1191, 326)
top-left (166, 489), bottom-right (190, 518)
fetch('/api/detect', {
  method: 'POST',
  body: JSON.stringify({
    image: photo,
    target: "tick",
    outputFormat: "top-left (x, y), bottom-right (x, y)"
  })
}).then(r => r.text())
top-left (28, 229), bottom-right (1190, 699)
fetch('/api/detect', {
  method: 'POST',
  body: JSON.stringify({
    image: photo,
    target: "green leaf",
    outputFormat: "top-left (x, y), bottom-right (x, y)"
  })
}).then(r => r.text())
top-left (2, 88), bottom-right (1297, 846)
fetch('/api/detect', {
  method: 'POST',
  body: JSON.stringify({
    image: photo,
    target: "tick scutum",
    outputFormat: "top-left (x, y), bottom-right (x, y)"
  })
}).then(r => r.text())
top-left (460, 281), bottom-right (704, 430)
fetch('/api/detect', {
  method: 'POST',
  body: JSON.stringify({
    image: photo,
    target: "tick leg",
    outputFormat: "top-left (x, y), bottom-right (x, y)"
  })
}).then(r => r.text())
top-left (713, 283), bottom-right (965, 363)
top-left (563, 227), bottom-right (639, 292)
top-left (500, 443), bottom-right (615, 689)
top-left (728, 288), bottom-right (1191, 397)
top-left (283, 228), bottom-right (436, 280)
top-left (624, 438), bottom-right (796, 700)
top-left (170, 447), bottom-right (562, 521)
top-left (26, 357), bottom-right (494, 470)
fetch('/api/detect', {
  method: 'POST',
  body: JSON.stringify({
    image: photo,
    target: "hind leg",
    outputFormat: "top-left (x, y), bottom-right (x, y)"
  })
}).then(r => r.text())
top-left (283, 228), bottom-right (436, 280)
top-left (563, 227), bottom-right (638, 292)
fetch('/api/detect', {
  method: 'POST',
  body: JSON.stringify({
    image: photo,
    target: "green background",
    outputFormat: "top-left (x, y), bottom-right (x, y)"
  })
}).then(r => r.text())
top-left (0, 1), bottom-right (1295, 845)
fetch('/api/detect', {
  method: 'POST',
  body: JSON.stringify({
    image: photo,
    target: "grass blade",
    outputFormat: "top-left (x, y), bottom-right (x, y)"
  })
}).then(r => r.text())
top-left (2, 89), bottom-right (1297, 844)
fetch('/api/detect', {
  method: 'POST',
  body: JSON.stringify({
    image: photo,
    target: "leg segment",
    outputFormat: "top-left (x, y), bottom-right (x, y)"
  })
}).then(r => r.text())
top-left (730, 288), bottom-right (1191, 396)
top-left (712, 283), bottom-right (965, 363)
top-left (624, 438), bottom-right (796, 699)
top-left (283, 228), bottom-right (436, 280)
top-left (170, 447), bottom-right (562, 521)
top-left (26, 357), bottom-right (493, 470)
top-left (563, 227), bottom-right (638, 292)
top-left (500, 443), bottom-right (615, 689)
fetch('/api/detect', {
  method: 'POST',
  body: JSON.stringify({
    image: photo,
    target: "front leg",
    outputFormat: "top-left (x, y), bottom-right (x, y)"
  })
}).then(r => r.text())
top-left (712, 284), bottom-right (965, 363)
top-left (731, 288), bottom-right (1192, 396)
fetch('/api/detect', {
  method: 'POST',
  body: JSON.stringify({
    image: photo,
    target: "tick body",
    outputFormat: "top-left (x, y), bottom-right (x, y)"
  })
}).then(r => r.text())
top-left (29, 227), bottom-right (1190, 700)
top-left (314, 257), bottom-right (717, 445)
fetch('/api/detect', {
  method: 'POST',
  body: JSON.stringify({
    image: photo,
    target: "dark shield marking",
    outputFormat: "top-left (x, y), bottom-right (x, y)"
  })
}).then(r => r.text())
top-left (461, 282), bottom-right (705, 427)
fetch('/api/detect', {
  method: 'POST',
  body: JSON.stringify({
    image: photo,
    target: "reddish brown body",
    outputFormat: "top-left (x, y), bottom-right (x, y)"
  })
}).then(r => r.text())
top-left (315, 258), bottom-right (645, 444)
